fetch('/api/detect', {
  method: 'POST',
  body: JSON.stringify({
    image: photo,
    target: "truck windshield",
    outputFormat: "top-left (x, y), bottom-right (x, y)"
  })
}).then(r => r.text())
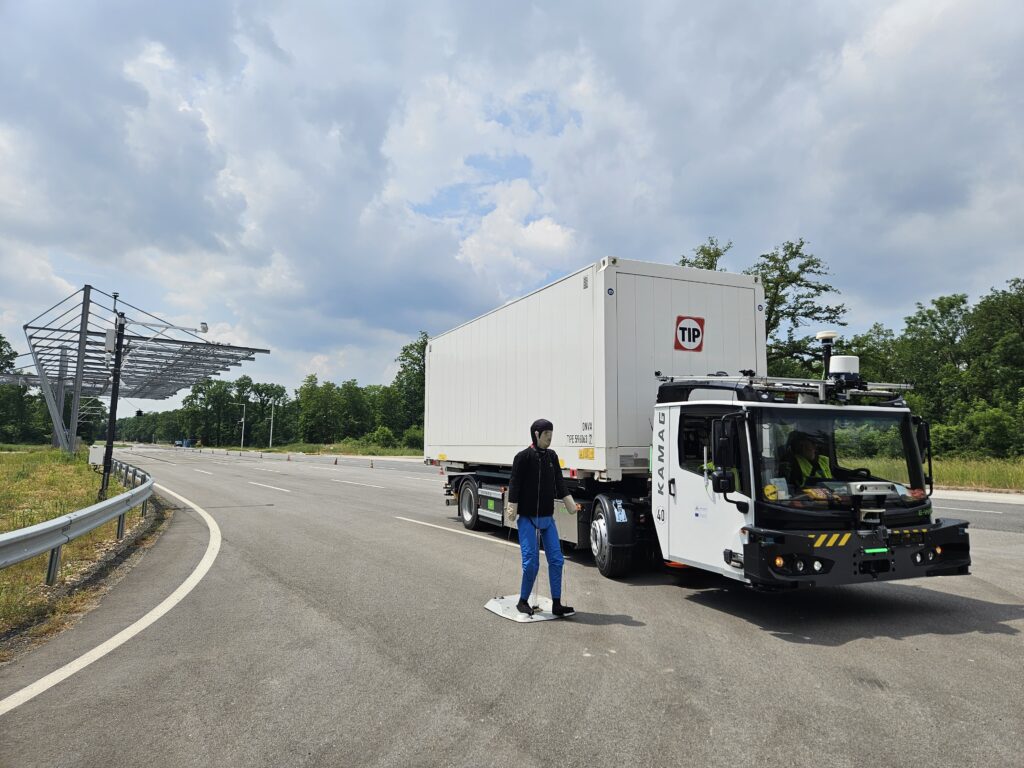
top-left (751, 408), bottom-right (927, 509)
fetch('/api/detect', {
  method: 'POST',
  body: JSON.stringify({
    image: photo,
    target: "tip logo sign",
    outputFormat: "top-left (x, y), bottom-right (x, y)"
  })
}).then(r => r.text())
top-left (674, 316), bottom-right (705, 352)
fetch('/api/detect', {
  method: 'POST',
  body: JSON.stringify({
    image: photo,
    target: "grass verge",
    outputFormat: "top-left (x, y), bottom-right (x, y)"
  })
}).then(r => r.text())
top-left (261, 440), bottom-right (422, 457)
top-left (0, 448), bottom-right (153, 643)
top-left (833, 456), bottom-right (1023, 492)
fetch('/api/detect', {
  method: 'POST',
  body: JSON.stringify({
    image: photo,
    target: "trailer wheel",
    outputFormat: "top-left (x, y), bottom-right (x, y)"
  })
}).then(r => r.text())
top-left (590, 497), bottom-right (632, 578)
top-left (459, 478), bottom-right (481, 530)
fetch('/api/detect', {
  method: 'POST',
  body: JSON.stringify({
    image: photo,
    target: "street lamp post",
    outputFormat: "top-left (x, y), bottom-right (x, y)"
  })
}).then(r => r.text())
top-left (98, 312), bottom-right (126, 500)
top-left (97, 310), bottom-right (207, 499)
top-left (232, 401), bottom-right (247, 450)
top-left (269, 402), bottom-right (276, 449)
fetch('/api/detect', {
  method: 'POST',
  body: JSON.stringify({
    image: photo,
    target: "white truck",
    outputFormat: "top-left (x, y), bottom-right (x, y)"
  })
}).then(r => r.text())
top-left (425, 257), bottom-right (970, 588)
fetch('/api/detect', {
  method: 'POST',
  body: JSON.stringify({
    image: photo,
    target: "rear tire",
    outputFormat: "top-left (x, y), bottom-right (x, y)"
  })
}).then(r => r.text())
top-left (590, 498), bottom-right (632, 578)
top-left (459, 478), bottom-right (481, 530)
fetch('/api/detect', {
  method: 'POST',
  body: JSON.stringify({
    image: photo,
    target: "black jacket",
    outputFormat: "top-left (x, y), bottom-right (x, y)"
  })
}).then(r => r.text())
top-left (508, 446), bottom-right (568, 517)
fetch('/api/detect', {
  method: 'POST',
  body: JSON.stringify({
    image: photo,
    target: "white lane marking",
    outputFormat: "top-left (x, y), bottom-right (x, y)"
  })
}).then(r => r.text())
top-left (402, 476), bottom-right (438, 483)
top-left (254, 468), bottom-right (281, 473)
top-left (395, 516), bottom-right (518, 548)
top-left (934, 505), bottom-right (1004, 515)
top-left (194, 469), bottom-right (213, 476)
top-left (0, 484), bottom-right (221, 717)
top-left (248, 481), bottom-right (291, 493)
top-left (332, 479), bottom-right (385, 489)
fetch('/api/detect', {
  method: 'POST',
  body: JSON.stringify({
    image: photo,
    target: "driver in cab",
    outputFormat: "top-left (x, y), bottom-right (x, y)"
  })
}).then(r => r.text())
top-left (789, 432), bottom-right (833, 488)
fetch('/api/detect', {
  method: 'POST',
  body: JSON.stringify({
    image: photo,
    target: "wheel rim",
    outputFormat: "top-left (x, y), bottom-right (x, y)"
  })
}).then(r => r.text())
top-left (590, 513), bottom-right (608, 558)
top-left (460, 488), bottom-right (474, 522)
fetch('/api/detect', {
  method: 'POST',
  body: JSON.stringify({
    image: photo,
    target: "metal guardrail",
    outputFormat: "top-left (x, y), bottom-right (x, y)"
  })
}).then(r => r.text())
top-left (0, 459), bottom-right (154, 585)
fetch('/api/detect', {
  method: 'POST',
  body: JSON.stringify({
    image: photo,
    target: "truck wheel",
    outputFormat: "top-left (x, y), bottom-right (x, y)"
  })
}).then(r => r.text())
top-left (590, 498), bottom-right (632, 578)
top-left (458, 478), bottom-right (481, 530)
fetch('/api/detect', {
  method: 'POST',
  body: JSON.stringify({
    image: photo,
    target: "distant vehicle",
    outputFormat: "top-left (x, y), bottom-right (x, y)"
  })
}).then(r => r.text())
top-left (174, 440), bottom-right (183, 447)
top-left (425, 257), bottom-right (971, 589)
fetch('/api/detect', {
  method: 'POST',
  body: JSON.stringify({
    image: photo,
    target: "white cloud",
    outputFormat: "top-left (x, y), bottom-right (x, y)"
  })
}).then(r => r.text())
top-left (1, 0), bottom-right (1022, 394)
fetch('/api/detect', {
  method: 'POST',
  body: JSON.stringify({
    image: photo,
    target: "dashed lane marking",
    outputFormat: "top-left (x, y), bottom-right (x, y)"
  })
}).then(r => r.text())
top-left (194, 469), bottom-right (213, 475)
top-left (395, 516), bottom-right (518, 548)
top-left (332, 479), bottom-right (385, 489)
top-left (933, 505), bottom-right (1004, 515)
top-left (0, 484), bottom-right (221, 717)
top-left (248, 481), bottom-right (291, 493)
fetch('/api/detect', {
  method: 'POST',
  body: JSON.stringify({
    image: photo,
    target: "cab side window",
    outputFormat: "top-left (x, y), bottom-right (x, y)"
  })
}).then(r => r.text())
top-left (678, 415), bottom-right (711, 474)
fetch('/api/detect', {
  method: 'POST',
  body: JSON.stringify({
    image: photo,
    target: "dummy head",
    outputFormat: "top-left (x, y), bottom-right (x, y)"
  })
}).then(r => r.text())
top-left (530, 418), bottom-right (554, 449)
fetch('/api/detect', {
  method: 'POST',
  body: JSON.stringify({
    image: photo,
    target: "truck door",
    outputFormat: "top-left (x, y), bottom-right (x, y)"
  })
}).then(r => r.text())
top-left (665, 404), bottom-right (750, 580)
top-left (652, 404), bottom-right (676, 558)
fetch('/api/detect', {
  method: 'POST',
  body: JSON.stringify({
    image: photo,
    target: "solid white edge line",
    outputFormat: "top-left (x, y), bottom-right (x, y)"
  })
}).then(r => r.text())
top-left (933, 505), bottom-right (1004, 515)
top-left (395, 516), bottom-right (518, 548)
top-left (193, 469), bottom-right (213, 475)
top-left (248, 481), bottom-right (291, 493)
top-left (0, 484), bottom-right (222, 718)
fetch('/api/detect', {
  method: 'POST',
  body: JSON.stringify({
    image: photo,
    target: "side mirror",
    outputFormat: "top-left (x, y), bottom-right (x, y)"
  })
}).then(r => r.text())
top-left (711, 469), bottom-right (735, 494)
top-left (915, 419), bottom-right (931, 456)
top-left (712, 419), bottom-right (736, 469)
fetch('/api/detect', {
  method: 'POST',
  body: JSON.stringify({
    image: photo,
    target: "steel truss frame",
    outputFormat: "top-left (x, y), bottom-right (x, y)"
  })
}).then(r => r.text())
top-left (21, 285), bottom-right (269, 452)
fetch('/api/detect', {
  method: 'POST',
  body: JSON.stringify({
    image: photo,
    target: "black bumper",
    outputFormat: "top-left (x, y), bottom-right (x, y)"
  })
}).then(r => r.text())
top-left (742, 518), bottom-right (971, 588)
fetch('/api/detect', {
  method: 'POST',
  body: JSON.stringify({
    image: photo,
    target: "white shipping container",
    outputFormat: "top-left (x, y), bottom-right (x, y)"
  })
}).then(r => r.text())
top-left (424, 257), bottom-right (767, 479)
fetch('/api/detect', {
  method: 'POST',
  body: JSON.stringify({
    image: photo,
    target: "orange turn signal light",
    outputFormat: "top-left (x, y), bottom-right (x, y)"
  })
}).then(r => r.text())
top-left (935, 546), bottom-right (943, 555)
top-left (773, 555), bottom-right (785, 568)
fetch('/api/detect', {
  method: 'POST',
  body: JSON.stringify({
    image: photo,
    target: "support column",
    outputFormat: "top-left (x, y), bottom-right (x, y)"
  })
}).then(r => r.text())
top-left (67, 285), bottom-right (92, 455)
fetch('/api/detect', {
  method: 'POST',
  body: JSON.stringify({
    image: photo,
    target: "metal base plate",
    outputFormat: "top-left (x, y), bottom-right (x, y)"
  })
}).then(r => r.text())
top-left (484, 594), bottom-right (574, 622)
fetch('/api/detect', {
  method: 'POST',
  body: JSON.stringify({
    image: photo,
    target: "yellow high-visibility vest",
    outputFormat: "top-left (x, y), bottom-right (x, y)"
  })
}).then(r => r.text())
top-left (795, 454), bottom-right (832, 485)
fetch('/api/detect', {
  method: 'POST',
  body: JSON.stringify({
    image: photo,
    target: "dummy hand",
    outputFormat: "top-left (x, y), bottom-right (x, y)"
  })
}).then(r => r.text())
top-left (506, 502), bottom-right (518, 523)
top-left (563, 495), bottom-right (578, 515)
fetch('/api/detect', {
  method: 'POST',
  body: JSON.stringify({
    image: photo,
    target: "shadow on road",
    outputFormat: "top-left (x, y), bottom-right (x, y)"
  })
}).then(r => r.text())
top-left (562, 612), bottom-right (646, 627)
top-left (684, 581), bottom-right (1024, 646)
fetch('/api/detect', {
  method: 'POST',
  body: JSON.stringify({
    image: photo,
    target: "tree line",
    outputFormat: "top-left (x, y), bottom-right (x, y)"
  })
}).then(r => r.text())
top-left (113, 333), bottom-right (428, 450)
top-left (3, 243), bottom-right (1021, 457)
top-left (680, 237), bottom-right (1024, 458)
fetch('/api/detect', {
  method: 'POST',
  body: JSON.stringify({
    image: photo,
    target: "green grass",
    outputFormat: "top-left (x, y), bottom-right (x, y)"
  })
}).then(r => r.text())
top-left (0, 443), bottom-right (54, 453)
top-left (262, 440), bottom-right (422, 457)
top-left (849, 456), bottom-right (1023, 491)
top-left (0, 448), bottom-right (140, 636)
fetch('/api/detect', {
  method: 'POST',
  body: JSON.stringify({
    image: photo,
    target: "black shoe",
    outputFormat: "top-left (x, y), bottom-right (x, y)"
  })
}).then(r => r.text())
top-left (552, 599), bottom-right (575, 616)
top-left (516, 599), bottom-right (534, 616)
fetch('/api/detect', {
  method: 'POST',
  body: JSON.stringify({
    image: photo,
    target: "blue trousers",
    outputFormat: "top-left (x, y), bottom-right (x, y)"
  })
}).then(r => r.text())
top-left (518, 515), bottom-right (564, 601)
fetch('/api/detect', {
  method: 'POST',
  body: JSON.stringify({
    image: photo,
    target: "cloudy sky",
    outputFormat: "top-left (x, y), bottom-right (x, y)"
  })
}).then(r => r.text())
top-left (1, 1), bottom-right (1021, 403)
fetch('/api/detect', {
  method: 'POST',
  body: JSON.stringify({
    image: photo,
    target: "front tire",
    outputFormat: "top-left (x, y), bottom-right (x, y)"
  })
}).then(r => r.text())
top-left (590, 498), bottom-right (632, 578)
top-left (459, 478), bottom-right (480, 530)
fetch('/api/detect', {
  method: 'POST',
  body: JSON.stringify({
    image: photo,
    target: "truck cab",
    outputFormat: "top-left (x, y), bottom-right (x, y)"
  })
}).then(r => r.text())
top-left (652, 374), bottom-right (971, 588)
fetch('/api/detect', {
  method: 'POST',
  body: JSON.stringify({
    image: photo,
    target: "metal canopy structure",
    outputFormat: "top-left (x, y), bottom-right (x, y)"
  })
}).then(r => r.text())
top-left (22, 285), bottom-right (270, 452)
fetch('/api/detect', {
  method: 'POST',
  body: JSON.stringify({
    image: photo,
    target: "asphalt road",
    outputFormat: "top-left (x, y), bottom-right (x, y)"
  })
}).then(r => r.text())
top-left (1, 446), bottom-right (1022, 767)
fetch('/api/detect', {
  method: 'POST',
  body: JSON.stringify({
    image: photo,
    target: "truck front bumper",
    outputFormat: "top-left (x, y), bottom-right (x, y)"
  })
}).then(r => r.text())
top-left (742, 518), bottom-right (971, 588)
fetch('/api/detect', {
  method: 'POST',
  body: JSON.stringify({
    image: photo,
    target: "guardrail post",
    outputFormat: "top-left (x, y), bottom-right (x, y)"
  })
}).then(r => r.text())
top-left (141, 498), bottom-right (148, 518)
top-left (116, 512), bottom-right (126, 540)
top-left (46, 545), bottom-right (62, 586)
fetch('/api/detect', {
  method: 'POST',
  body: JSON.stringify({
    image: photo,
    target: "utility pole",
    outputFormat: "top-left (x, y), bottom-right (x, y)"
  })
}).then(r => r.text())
top-left (269, 402), bottom-right (275, 448)
top-left (98, 311), bottom-right (126, 500)
top-left (233, 401), bottom-right (247, 450)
